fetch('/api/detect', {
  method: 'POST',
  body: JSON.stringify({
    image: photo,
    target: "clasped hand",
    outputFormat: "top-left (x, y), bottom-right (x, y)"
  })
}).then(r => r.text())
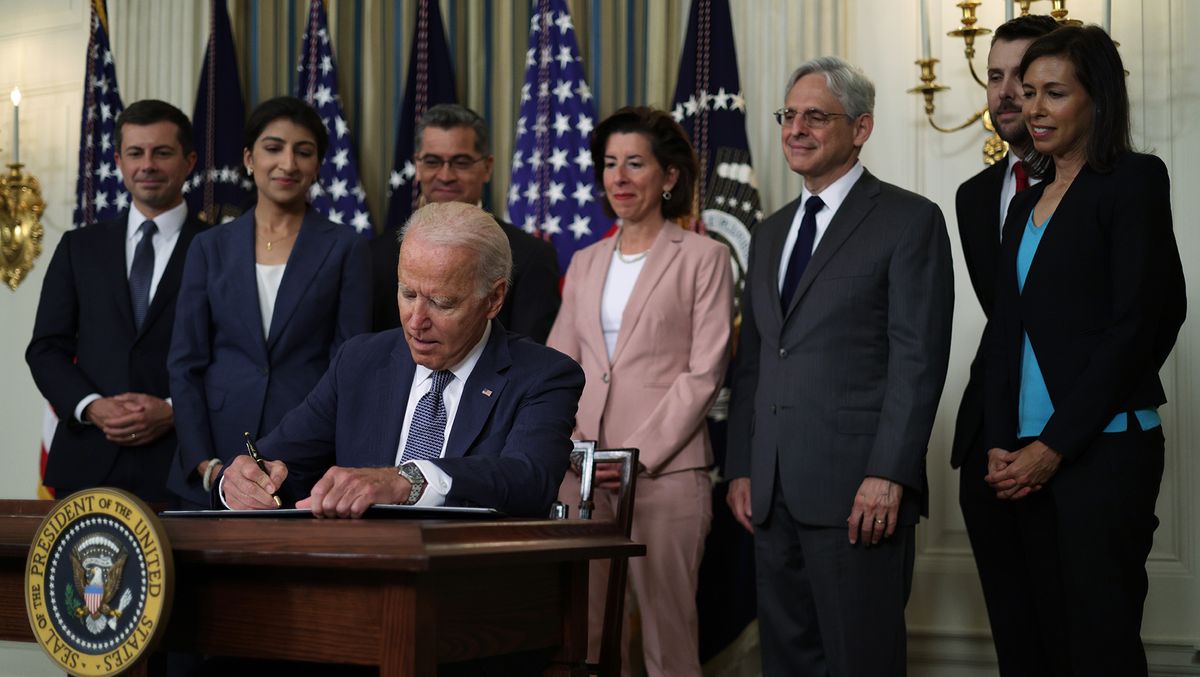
top-left (86, 393), bottom-right (173, 445)
top-left (984, 440), bottom-right (1062, 500)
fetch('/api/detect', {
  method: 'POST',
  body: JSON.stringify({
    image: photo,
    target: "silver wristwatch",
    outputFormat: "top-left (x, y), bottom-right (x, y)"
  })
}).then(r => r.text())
top-left (396, 462), bottom-right (427, 505)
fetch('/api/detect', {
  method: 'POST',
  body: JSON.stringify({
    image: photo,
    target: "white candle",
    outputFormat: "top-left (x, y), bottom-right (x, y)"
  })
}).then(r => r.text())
top-left (9, 87), bottom-right (19, 165)
top-left (1005, 0), bottom-right (1014, 23)
top-left (920, 0), bottom-right (931, 59)
top-left (1103, 0), bottom-right (1112, 32)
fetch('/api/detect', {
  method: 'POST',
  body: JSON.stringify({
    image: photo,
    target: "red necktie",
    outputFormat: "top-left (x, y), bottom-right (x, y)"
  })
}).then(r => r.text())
top-left (1013, 161), bottom-right (1030, 193)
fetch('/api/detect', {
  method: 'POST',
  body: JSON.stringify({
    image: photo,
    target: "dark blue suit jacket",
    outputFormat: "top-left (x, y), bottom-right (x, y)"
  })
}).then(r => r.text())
top-left (256, 322), bottom-right (584, 517)
top-left (167, 208), bottom-right (371, 505)
top-left (26, 212), bottom-right (205, 502)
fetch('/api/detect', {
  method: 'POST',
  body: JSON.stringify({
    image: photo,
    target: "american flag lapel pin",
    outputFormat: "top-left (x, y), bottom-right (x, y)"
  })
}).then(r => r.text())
top-left (481, 388), bottom-right (493, 397)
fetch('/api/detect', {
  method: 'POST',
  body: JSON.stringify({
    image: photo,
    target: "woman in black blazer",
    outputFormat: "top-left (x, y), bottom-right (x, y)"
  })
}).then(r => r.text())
top-left (167, 97), bottom-right (371, 506)
top-left (982, 26), bottom-right (1186, 676)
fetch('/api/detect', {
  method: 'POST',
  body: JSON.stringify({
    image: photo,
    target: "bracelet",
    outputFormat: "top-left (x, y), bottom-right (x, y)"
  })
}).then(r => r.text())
top-left (201, 458), bottom-right (222, 492)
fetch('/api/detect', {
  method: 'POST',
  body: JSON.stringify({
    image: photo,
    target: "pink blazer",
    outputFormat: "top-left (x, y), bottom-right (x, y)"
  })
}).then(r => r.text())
top-left (548, 224), bottom-right (733, 475)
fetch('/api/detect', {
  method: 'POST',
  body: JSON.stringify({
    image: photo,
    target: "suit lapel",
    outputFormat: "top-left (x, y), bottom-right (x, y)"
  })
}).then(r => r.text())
top-left (102, 215), bottom-right (137, 336)
top-left (784, 171), bottom-right (880, 320)
top-left (762, 198), bottom-right (802, 328)
top-left (969, 162), bottom-right (1006, 312)
top-left (136, 213), bottom-right (203, 341)
top-left (375, 334), bottom-right (417, 465)
top-left (227, 212), bottom-right (270, 357)
top-left (445, 322), bottom-right (508, 459)
top-left (581, 234), bottom-right (618, 366)
top-left (1020, 169), bottom-right (1085, 299)
top-left (267, 210), bottom-right (335, 350)
top-left (610, 225), bottom-right (681, 365)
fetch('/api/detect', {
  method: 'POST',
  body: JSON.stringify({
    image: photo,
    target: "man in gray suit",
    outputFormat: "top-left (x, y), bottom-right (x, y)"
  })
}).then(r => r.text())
top-left (726, 56), bottom-right (953, 676)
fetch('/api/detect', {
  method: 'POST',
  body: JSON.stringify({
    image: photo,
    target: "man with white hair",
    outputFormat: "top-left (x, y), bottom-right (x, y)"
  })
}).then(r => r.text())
top-left (726, 56), bottom-right (954, 675)
top-left (220, 201), bottom-right (584, 517)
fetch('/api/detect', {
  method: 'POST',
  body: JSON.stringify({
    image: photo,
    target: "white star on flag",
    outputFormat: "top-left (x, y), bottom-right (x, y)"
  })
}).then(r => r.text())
top-left (73, 8), bottom-right (127, 229)
top-left (507, 0), bottom-right (612, 276)
top-left (297, 0), bottom-right (372, 237)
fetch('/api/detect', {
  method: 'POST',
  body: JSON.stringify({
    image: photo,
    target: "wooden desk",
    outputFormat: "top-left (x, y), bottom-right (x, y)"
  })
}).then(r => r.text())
top-left (0, 500), bottom-right (643, 675)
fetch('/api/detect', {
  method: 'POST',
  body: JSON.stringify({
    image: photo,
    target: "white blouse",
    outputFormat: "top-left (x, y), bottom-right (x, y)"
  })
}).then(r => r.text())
top-left (600, 250), bottom-right (647, 358)
top-left (255, 263), bottom-right (287, 338)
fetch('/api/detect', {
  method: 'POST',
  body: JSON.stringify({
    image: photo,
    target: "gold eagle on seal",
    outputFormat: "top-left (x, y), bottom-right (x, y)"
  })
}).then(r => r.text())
top-left (70, 546), bottom-right (127, 624)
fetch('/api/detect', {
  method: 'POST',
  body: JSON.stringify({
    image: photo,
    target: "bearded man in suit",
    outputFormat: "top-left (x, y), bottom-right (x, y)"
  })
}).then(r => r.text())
top-left (950, 15), bottom-right (1060, 676)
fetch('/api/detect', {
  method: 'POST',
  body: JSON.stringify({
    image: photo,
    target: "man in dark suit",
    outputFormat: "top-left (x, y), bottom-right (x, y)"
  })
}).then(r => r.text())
top-left (950, 16), bottom-right (1059, 676)
top-left (726, 57), bottom-right (954, 675)
top-left (371, 103), bottom-right (560, 341)
top-left (222, 201), bottom-right (584, 518)
top-left (26, 100), bottom-right (202, 504)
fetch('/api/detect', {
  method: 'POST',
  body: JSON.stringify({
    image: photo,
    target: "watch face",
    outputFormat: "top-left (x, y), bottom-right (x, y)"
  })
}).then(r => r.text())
top-left (399, 464), bottom-right (426, 505)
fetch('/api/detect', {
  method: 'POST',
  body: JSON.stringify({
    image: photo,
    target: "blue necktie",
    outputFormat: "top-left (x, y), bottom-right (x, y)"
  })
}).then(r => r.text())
top-left (401, 370), bottom-right (455, 462)
top-left (780, 196), bottom-right (824, 310)
top-left (129, 220), bottom-right (158, 330)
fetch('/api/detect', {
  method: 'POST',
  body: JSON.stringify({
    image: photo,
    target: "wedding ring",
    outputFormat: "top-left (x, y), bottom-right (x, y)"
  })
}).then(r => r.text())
top-left (874, 518), bottom-right (884, 525)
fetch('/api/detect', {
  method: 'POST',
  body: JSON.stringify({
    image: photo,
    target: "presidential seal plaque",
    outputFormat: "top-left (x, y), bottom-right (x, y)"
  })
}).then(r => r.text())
top-left (24, 488), bottom-right (174, 676)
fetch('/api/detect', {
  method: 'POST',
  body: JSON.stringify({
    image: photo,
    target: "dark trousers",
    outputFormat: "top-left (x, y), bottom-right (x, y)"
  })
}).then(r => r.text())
top-left (755, 474), bottom-right (914, 677)
top-left (53, 443), bottom-right (177, 507)
top-left (966, 425), bottom-right (1165, 677)
top-left (960, 437), bottom-right (1065, 676)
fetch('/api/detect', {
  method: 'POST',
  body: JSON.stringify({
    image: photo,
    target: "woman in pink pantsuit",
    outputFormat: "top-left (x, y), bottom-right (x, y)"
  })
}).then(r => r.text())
top-left (549, 106), bottom-right (733, 677)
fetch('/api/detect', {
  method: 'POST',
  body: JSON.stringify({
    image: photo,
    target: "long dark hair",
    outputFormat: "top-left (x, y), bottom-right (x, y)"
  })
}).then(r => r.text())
top-left (1018, 25), bottom-right (1131, 177)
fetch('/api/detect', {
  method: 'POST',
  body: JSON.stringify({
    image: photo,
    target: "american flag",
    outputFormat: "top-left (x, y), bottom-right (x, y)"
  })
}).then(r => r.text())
top-left (384, 0), bottom-right (457, 233)
top-left (187, 0), bottom-right (252, 224)
top-left (72, 0), bottom-right (127, 230)
top-left (48, 0), bottom-right (126, 498)
top-left (506, 0), bottom-right (610, 275)
top-left (296, 0), bottom-right (373, 236)
top-left (671, 0), bottom-right (762, 258)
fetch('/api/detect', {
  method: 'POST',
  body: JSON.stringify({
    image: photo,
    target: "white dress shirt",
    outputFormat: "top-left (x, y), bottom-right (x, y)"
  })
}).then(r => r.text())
top-left (778, 161), bottom-right (865, 292)
top-left (393, 322), bottom-right (492, 506)
top-left (75, 202), bottom-right (188, 423)
top-left (998, 151), bottom-right (1043, 237)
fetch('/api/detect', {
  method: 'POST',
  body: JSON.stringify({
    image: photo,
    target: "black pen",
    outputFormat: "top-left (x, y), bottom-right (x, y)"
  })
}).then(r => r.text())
top-left (243, 432), bottom-right (283, 508)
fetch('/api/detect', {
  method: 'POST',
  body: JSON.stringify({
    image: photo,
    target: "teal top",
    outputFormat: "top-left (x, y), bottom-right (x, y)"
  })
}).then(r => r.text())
top-left (1015, 212), bottom-right (1159, 439)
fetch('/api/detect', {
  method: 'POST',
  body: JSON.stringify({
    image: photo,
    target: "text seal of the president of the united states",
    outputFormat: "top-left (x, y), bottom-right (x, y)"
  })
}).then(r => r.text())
top-left (25, 488), bottom-right (173, 676)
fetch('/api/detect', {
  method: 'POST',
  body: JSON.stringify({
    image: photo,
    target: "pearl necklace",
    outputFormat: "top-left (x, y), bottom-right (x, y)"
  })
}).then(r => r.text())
top-left (615, 233), bottom-right (650, 263)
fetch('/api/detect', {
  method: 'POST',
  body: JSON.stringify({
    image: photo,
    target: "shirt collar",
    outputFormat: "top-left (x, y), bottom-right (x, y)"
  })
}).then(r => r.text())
top-left (413, 321), bottom-right (492, 386)
top-left (127, 201), bottom-right (188, 241)
top-left (801, 160), bottom-right (864, 215)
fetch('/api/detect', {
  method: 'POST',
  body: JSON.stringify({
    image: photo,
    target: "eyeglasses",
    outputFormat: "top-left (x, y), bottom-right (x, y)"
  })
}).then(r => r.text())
top-left (773, 107), bottom-right (851, 128)
top-left (415, 154), bottom-right (488, 172)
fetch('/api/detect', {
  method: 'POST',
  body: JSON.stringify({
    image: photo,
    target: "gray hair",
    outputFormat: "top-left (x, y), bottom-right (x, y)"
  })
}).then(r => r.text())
top-left (785, 56), bottom-right (875, 119)
top-left (414, 103), bottom-right (490, 156)
top-left (398, 201), bottom-right (512, 297)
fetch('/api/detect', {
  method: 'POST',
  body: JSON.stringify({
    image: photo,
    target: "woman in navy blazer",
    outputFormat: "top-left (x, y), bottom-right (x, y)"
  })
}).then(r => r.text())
top-left (168, 97), bottom-right (371, 506)
top-left (982, 27), bottom-right (1186, 676)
